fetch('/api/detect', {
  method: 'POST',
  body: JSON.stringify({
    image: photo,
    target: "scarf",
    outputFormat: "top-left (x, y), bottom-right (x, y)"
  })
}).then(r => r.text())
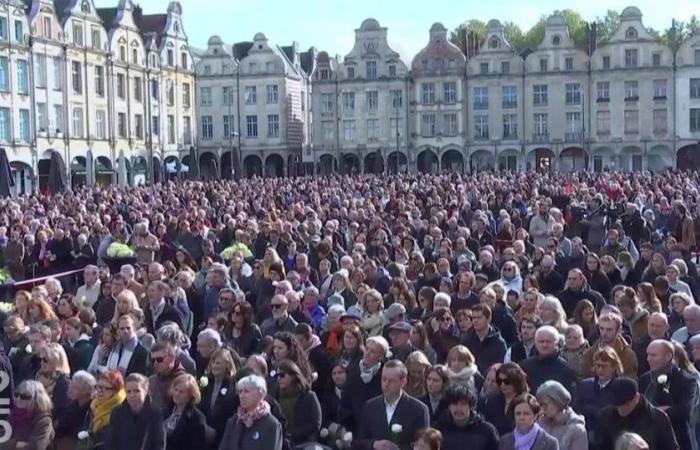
top-left (36, 372), bottom-right (58, 397)
top-left (91, 389), bottom-right (126, 433)
top-left (325, 323), bottom-right (343, 356)
top-left (8, 406), bottom-right (34, 431)
top-left (514, 423), bottom-right (541, 450)
top-left (237, 399), bottom-right (271, 428)
top-left (359, 360), bottom-right (382, 384)
top-left (446, 365), bottom-right (477, 391)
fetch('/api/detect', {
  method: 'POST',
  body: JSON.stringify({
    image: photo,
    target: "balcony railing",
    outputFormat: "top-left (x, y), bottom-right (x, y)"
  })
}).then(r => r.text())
top-left (502, 101), bottom-right (517, 109)
top-left (532, 133), bottom-right (549, 143)
top-left (565, 131), bottom-right (583, 142)
top-left (473, 102), bottom-right (489, 110)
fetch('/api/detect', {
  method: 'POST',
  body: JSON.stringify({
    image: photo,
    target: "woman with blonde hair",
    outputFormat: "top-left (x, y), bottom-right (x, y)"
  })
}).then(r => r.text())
top-left (405, 351), bottom-right (432, 398)
top-left (36, 342), bottom-right (71, 418)
top-left (445, 345), bottom-right (483, 391)
top-left (13, 290), bottom-right (31, 322)
top-left (199, 348), bottom-right (239, 448)
top-left (165, 374), bottom-right (207, 450)
top-left (0, 380), bottom-right (54, 450)
top-left (360, 289), bottom-right (385, 336)
top-left (110, 290), bottom-right (142, 326)
top-left (539, 296), bottom-right (568, 334)
top-left (27, 297), bottom-right (57, 324)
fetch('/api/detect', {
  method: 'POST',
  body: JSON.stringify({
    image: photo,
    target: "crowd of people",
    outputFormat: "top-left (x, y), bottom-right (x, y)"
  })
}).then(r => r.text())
top-left (0, 170), bottom-right (699, 450)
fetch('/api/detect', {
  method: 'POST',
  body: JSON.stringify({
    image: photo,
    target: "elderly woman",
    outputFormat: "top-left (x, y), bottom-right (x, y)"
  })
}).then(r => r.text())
top-left (498, 394), bottom-right (559, 450)
top-left (320, 304), bottom-right (345, 357)
top-left (536, 381), bottom-right (587, 450)
top-left (36, 342), bottom-right (71, 418)
top-left (198, 348), bottom-right (238, 448)
top-left (1, 381), bottom-right (54, 450)
top-left (90, 370), bottom-right (126, 448)
top-left (54, 370), bottom-right (96, 450)
top-left (219, 374), bottom-right (283, 450)
top-left (165, 374), bottom-right (207, 450)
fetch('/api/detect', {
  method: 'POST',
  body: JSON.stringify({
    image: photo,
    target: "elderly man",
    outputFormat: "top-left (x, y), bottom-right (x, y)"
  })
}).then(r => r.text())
top-left (55, 370), bottom-right (96, 448)
top-left (520, 325), bottom-right (576, 393)
top-left (144, 280), bottom-right (183, 334)
top-left (580, 313), bottom-right (638, 379)
top-left (672, 304), bottom-right (700, 357)
top-left (633, 312), bottom-right (670, 374)
top-left (537, 254), bottom-right (565, 295)
top-left (552, 223), bottom-right (571, 257)
top-left (147, 341), bottom-right (187, 416)
top-left (529, 200), bottom-right (554, 249)
top-left (260, 294), bottom-right (298, 337)
top-left (120, 264), bottom-right (145, 303)
top-left (639, 339), bottom-right (698, 450)
top-left (556, 269), bottom-right (606, 317)
top-left (75, 264), bottom-right (101, 308)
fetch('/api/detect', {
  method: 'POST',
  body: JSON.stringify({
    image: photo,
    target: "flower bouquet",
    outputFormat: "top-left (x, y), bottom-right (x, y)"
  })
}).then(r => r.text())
top-left (318, 422), bottom-right (353, 449)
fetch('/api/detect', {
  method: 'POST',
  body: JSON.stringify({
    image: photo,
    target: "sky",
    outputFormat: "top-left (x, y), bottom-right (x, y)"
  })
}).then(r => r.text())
top-left (96, 0), bottom-right (699, 63)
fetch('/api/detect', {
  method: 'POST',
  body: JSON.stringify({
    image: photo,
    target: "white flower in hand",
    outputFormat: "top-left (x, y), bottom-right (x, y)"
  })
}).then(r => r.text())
top-left (77, 431), bottom-right (89, 440)
top-left (328, 422), bottom-right (340, 435)
top-left (343, 432), bottom-right (353, 442)
top-left (319, 428), bottom-right (329, 438)
top-left (24, 344), bottom-right (32, 354)
top-left (199, 376), bottom-right (209, 388)
top-left (657, 374), bottom-right (668, 385)
top-left (335, 439), bottom-right (344, 449)
top-left (391, 424), bottom-right (403, 434)
top-left (220, 387), bottom-right (228, 396)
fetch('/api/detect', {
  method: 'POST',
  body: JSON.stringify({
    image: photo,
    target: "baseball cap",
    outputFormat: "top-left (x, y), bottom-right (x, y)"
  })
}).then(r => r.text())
top-left (389, 321), bottom-right (413, 333)
top-left (610, 378), bottom-right (638, 407)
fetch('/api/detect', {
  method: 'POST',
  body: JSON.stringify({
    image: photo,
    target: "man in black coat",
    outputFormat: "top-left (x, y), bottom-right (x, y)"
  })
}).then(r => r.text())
top-left (145, 280), bottom-right (184, 334)
top-left (632, 312), bottom-right (670, 375)
top-left (520, 325), bottom-right (576, 394)
top-left (435, 383), bottom-right (499, 450)
top-left (357, 360), bottom-right (430, 450)
top-left (537, 255), bottom-right (565, 295)
top-left (461, 304), bottom-right (506, 374)
top-left (638, 339), bottom-right (698, 450)
top-left (555, 269), bottom-right (606, 317)
top-left (597, 377), bottom-right (679, 450)
top-left (107, 314), bottom-right (149, 376)
top-left (107, 373), bottom-right (166, 450)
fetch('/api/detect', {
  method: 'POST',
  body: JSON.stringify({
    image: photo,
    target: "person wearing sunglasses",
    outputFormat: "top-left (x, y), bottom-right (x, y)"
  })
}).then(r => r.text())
top-left (4, 380), bottom-right (54, 450)
top-left (481, 362), bottom-right (530, 436)
top-left (87, 370), bottom-right (126, 450)
top-left (272, 359), bottom-right (322, 445)
top-left (230, 300), bottom-right (262, 358)
top-left (260, 294), bottom-right (298, 338)
top-left (35, 342), bottom-right (71, 419)
top-left (148, 341), bottom-right (187, 417)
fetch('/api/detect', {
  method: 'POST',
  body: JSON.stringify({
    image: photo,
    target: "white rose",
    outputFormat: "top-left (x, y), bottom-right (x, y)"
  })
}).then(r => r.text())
top-left (270, 370), bottom-right (277, 378)
top-left (77, 431), bottom-right (89, 440)
top-left (24, 344), bottom-right (32, 354)
top-left (319, 428), bottom-right (329, 438)
top-left (312, 372), bottom-right (319, 382)
top-left (328, 422), bottom-right (339, 435)
top-left (343, 432), bottom-right (353, 442)
top-left (199, 376), bottom-right (209, 388)
top-left (391, 424), bottom-right (403, 434)
top-left (335, 439), bottom-right (344, 449)
top-left (220, 387), bottom-right (228, 396)
top-left (657, 374), bottom-right (668, 385)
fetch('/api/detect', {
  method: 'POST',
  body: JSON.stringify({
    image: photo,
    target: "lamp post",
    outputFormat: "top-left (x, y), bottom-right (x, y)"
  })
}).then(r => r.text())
top-left (230, 131), bottom-right (239, 180)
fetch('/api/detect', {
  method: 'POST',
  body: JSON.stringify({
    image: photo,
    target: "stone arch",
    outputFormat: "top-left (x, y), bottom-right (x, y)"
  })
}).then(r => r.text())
top-left (364, 152), bottom-right (384, 174)
top-left (417, 148), bottom-right (438, 173)
top-left (9, 161), bottom-right (34, 195)
top-left (70, 156), bottom-right (87, 186)
top-left (470, 149), bottom-right (494, 172)
top-left (387, 151), bottom-right (408, 174)
top-left (528, 147), bottom-right (554, 172)
top-left (678, 144), bottom-right (700, 171)
top-left (498, 148), bottom-right (519, 171)
top-left (243, 155), bottom-right (263, 178)
top-left (152, 157), bottom-right (162, 183)
top-left (340, 153), bottom-right (360, 175)
top-left (132, 156), bottom-right (148, 185)
top-left (199, 152), bottom-right (218, 180)
top-left (559, 147), bottom-right (588, 172)
top-left (38, 149), bottom-right (63, 192)
top-left (441, 149), bottom-right (463, 173)
top-left (95, 156), bottom-right (114, 185)
top-left (319, 154), bottom-right (337, 175)
top-left (265, 154), bottom-right (284, 177)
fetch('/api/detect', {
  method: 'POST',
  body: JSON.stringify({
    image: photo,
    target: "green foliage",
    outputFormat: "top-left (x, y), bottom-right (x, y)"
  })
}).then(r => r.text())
top-left (448, 19), bottom-right (486, 51)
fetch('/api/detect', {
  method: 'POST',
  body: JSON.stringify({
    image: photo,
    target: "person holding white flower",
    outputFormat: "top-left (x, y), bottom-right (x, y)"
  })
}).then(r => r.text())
top-left (357, 359), bottom-right (430, 450)
top-left (0, 380), bottom-right (54, 450)
top-left (639, 339), bottom-right (698, 450)
top-left (54, 370), bottom-right (95, 450)
top-left (198, 348), bottom-right (238, 448)
top-left (164, 374), bottom-right (207, 450)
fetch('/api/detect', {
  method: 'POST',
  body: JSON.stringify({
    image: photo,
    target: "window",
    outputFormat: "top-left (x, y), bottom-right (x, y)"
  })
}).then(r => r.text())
top-left (135, 114), bottom-right (143, 139)
top-left (16, 60), bottom-right (28, 94)
top-left (167, 49), bottom-right (174, 67)
top-left (597, 111), bottom-right (611, 135)
top-left (43, 17), bottom-right (51, 39)
top-left (533, 84), bottom-right (548, 106)
top-left (534, 113), bottom-right (548, 135)
top-left (473, 87), bottom-right (488, 109)
top-left (389, 65), bottom-right (396, 77)
top-left (72, 21), bottom-right (82, 46)
top-left (181, 52), bottom-right (187, 69)
top-left (152, 116), bottom-right (159, 135)
top-left (53, 104), bottom-right (63, 132)
top-left (501, 61), bottom-right (510, 74)
top-left (391, 89), bottom-right (403, 109)
top-left (151, 80), bottom-right (159, 100)
top-left (624, 110), bottom-right (639, 134)
top-left (120, 46), bottom-right (126, 62)
top-left (14, 20), bottom-right (22, 42)
top-left (653, 79), bottom-right (667, 99)
top-left (691, 79), bottom-right (700, 99)
top-left (134, 76), bottom-right (142, 101)
top-left (602, 56), bottom-right (610, 69)
top-left (246, 115), bottom-right (257, 137)
top-left (202, 116), bottom-right (213, 140)
top-left (91, 28), bottom-right (100, 49)
top-left (503, 114), bottom-right (517, 139)
top-left (320, 69), bottom-right (329, 80)
top-left (421, 114), bottom-right (436, 137)
top-left (390, 118), bottom-right (400, 137)
top-left (566, 112), bottom-right (582, 133)
top-left (321, 93), bottom-right (334, 114)
top-left (94, 65), bottom-right (104, 96)
top-left (72, 107), bottom-right (83, 138)
top-left (72, 61), bottom-right (81, 93)
top-left (366, 119), bottom-right (379, 141)
top-left (444, 113), bottom-right (458, 136)
top-left (95, 109), bottom-right (105, 139)
top-left (37, 103), bottom-right (47, 131)
top-left (166, 82), bottom-right (174, 106)
top-left (244, 86), bottom-right (256, 105)
top-left (222, 86), bottom-right (234, 105)
top-left (343, 120), bottom-right (356, 142)
top-left (480, 62), bottom-right (489, 74)
top-left (422, 83), bottom-right (435, 104)
top-left (0, 18), bottom-right (6, 40)
top-left (167, 115), bottom-right (175, 143)
top-left (653, 109), bottom-right (667, 135)
top-left (691, 109), bottom-right (700, 132)
top-left (696, 49), bottom-right (700, 66)
top-left (625, 49), bottom-right (638, 67)
top-left (182, 83), bottom-right (190, 108)
top-left (117, 113), bottom-right (126, 138)
top-left (117, 74), bottom-right (125, 99)
top-left (565, 83), bottom-right (581, 105)
top-left (197, 87), bottom-right (211, 106)
top-left (475, 115), bottom-right (489, 139)
top-left (539, 58), bottom-right (548, 72)
top-left (19, 109), bottom-right (29, 142)
top-left (322, 121), bottom-right (334, 142)
top-left (624, 81), bottom-right (639, 100)
top-left (0, 108), bottom-right (9, 142)
top-left (266, 84), bottom-right (278, 104)
top-left (597, 81), bottom-right (610, 101)
top-left (266, 114), bottom-right (279, 138)
top-left (443, 82), bottom-right (457, 104)
top-left (653, 53), bottom-right (661, 67)
top-left (502, 86), bottom-right (517, 108)
top-left (565, 57), bottom-right (573, 71)
top-left (0, 57), bottom-right (8, 91)
top-left (342, 92), bottom-right (355, 113)
top-left (347, 67), bottom-right (355, 79)
top-left (366, 91), bottom-right (378, 111)
top-left (365, 61), bottom-right (377, 79)
top-left (625, 27), bottom-right (637, 40)
top-left (53, 57), bottom-right (61, 89)
top-left (132, 49), bottom-right (138, 65)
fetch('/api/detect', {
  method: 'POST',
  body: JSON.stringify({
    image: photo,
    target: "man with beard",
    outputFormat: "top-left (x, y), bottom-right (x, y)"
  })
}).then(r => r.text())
top-left (260, 294), bottom-right (298, 338)
top-left (537, 255), bottom-right (565, 295)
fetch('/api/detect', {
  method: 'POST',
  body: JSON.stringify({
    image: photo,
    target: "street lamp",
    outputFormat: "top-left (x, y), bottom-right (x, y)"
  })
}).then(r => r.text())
top-left (229, 131), bottom-right (239, 180)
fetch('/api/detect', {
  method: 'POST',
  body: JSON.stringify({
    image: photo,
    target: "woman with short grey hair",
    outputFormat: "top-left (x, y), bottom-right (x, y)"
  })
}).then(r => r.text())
top-left (536, 380), bottom-right (587, 450)
top-left (219, 375), bottom-right (283, 450)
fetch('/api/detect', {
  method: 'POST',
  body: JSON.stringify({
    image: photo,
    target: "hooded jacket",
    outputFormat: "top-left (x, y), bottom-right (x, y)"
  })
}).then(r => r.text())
top-left (461, 326), bottom-right (507, 374)
top-left (538, 407), bottom-right (587, 450)
top-left (435, 411), bottom-right (499, 450)
top-left (580, 335), bottom-right (638, 379)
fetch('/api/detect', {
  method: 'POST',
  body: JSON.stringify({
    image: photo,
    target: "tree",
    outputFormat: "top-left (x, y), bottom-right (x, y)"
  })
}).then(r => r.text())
top-left (661, 16), bottom-right (699, 47)
top-left (503, 21), bottom-right (525, 50)
top-left (449, 19), bottom-right (486, 51)
top-left (593, 9), bottom-right (620, 44)
top-left (560, 9), bottom-right (589, 49)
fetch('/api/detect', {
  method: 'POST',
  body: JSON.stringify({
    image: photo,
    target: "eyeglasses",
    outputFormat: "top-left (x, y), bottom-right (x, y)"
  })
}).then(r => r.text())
top-left (232, 310), bottom-right (243, 316)
top-left (271, 304), bottom-right (285, 310)
top-left (14, 393), bottom-right (32, 401)
top-left (96, 384), bottom-right (115, 392)
top-left (497, 378), bottom-right (512, 386)
top-left (440, 317), bottom-right (451, 323)
top-left (503, 267), bottom-right (514, 272)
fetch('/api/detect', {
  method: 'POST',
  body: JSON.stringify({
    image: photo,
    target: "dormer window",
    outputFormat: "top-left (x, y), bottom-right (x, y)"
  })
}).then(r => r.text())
top-left (173, 22), bottom-right (179, 33)
top-left (488, 37), bottom-right (499, 49)
top-left (81, 1), bottom-right (90, 13)
top-left (625, 27), bottom-right (637, 40)
top-left (552, 35), bottom-right (561, 46)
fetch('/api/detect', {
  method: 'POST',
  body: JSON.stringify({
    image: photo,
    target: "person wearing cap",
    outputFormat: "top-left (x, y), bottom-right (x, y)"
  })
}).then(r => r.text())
top-left (535, 381), bottom-right (587, 450)
top-left (381, 302), bottom-right (407, 340)
top-left (388, 321), bottom-right (417, 363)
top-left (597, 377), bottom-right (679, 450)
top-left (639, 339), bottom-right (698, 450)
